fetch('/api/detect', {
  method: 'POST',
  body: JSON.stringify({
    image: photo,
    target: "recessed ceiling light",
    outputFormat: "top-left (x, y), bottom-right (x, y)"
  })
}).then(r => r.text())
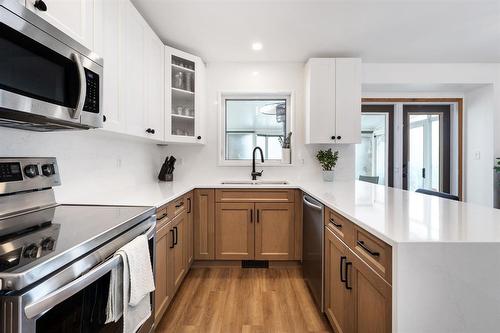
top-left (252, 71), bottom-right (259, 76)
top-left (251, 42), bottom-right (263, 51)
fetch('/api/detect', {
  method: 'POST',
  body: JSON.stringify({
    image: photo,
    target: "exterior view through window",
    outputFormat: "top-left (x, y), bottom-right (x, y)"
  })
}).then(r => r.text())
top-left (224, 97), bottom-right (289, 162)
top-left (355, 113), bottom-right (388, 185)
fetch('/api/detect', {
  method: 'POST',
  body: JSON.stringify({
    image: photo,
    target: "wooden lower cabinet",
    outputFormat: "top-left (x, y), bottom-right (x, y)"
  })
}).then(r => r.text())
top-left (214, 202), bottom-right (295, 261)
top-left (154, 221), bottom-right (173, 324)
top-left (171, 210), bottom-right (188, 291)
top-left (215, 203), bottom-right (254, 260)
top-left (194, 189), bottom-right (215, 260)
top-left (154, 198), bottom-right (193, 325)
top-left (325, 227), bottom-right (353, 333)
top-left (351, 250), bottom-right (392, 333)
top-left (255, 203), bottom-right (294, 260)
top-left (325, 226), bottom-right (391, 333)
top-left (185, 191), bottom-right (194, 266)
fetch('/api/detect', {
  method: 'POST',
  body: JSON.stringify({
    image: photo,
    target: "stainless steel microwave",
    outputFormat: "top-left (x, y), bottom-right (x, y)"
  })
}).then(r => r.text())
top-left (0, 0), bottom-right (103, 131)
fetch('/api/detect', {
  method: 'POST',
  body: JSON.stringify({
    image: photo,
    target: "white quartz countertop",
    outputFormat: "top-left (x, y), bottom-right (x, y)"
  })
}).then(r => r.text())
top-left (59, 179), bottom-right (500, 245)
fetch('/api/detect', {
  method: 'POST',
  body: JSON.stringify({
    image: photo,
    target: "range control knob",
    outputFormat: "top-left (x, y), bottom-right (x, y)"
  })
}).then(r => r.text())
top-left (23, 244), bottom-right (39, 259)
top-left (24, 165), bottom-right (39, 178)
top-left (41, 164), bottom-right (55, 177)
top-left (41, 238), bottom-right (55, 251)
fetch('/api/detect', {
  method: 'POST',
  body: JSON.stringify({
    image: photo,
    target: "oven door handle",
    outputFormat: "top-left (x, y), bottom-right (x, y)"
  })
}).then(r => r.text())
top-left (24, 254), bottom-right (121, 319)
top-left (24, 219), bottom-right (156, 320)
top-left (145, 223), bottom-right (156, 240)
top-left (71, 53), bottom-right (86, 120)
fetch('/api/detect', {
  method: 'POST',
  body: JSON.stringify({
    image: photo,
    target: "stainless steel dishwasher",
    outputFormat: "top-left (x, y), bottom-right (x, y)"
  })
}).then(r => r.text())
top-left (302, 194), bottom-right (324, 311)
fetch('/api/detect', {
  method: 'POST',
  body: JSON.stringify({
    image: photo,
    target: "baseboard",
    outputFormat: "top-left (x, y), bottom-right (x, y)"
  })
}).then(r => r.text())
top-left (192, 260), bottom-right (302, 268)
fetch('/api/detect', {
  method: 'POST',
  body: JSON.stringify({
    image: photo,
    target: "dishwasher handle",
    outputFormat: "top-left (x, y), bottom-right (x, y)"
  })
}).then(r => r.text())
top-left (303, 195), bottom-right (323, 211)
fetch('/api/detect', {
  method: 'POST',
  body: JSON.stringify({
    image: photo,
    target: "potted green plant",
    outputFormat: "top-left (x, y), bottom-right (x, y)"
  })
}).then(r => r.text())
top-left (278, 132), bottom-right (292, 164)
top-left (316, 148), bottom-right (339, 182)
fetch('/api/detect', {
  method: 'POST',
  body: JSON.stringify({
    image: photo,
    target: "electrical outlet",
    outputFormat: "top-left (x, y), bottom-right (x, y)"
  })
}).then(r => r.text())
top-left (474, 151), bottom-right (481, 160)
top-left (116, 157), bottom-right (122, 168)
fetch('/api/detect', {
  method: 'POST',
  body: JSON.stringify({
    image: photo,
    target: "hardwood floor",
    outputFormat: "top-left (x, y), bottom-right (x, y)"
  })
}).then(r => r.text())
top-left (156, 267), bottom-right (332, 333)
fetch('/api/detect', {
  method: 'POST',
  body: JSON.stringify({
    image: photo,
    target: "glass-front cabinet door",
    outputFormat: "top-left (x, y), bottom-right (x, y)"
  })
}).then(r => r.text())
top-left (165, 47), bottom-right (205, 144)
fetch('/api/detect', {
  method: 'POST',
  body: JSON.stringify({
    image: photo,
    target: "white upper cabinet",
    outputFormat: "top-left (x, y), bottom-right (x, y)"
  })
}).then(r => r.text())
top-left (95, 0), bottom-right (164, 140)
top-left (94, 0), bottom-right (122, 132)
top-left (144, 25), bottom-right (165, 141)
top-left (165, 47), bottom-right (206, 144)
top-left (335, 58), bottom-right (361, 144)
top-left (25, 0), bottom-right (95, 50)
top-left (305, 58), bottom-right (361, 144)
top-left (120, 0), bottom-right (147, 138)
top-left (94, 0), bottom-right (204, 144)
top-left (305, 58), bottom-right (336, 144)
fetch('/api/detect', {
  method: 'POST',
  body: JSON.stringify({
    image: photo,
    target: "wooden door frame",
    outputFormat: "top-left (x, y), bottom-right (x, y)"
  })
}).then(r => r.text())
top-left (362, 98), bottom-right (464, 200)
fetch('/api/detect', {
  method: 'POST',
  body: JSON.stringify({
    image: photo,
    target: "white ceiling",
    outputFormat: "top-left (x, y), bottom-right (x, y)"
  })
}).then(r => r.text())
top-left (131, 0), bottom-right (500, 63)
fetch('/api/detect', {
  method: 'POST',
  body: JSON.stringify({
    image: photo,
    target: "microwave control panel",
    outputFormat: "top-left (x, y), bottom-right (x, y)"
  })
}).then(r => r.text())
top-left (83, 69), bottom-right (100, 114)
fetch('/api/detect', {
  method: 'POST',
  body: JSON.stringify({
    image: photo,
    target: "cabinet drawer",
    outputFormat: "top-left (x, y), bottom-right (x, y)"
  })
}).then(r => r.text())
top-left (156, 206), bottom-right (170, 229)
top-left (324, 208), bottom-right (354, 245)
top-left (215, 189), bottom-right (294, 203)
top-left (168, 196), bottom-right (187, 217)
top-left (353, 226), bottom-right (392, 283)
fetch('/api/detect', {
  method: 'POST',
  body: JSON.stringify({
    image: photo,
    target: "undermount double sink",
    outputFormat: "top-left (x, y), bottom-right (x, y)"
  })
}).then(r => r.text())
top-left (220, 179), bottom-right (289, 185)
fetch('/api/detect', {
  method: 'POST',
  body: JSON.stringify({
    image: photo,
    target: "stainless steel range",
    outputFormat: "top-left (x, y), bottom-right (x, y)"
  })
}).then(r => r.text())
top-left (0, 157), bottom-right (156, 333)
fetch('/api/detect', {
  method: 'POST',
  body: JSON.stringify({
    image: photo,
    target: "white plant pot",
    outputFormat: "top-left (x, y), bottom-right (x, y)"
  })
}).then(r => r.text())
top-left (281, 148), bottom-right (291, 164)
top-left (323, 170), bottom-right (334, 182)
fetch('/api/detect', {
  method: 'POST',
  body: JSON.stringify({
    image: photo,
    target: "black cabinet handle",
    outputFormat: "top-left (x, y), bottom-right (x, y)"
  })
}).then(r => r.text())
top-left (357, 240), bottom-right (380, 257)
top-left (146, 128), bottom-right (152, 134)
top-left (34, 0), bottom-right (47, 11)
top-left (256, 209), bottom-right (260, 223)
top-left (250, 210), bottom-right (253, 223)
top-left (169, 229), bottom-right (175, 248)
top-left (187, 198), bottom-right (191, 213)
top-left (340, 256), bottom-right (347, 282)
top-left (331, 136), bottom-right (335, 140)
top-left (337, 136), bottom-right (342, 140)
top-left (173, 226), bottom-right (178, 246)
top-left (175, 201), bottom-right (184, 208)
top-left (345, 262), bottom-right (352, 290)
top-left (329, 218), bottom-right (342, 228)
top-left (197, 136), bottom-right (202, 140)
top-left (103, 115), bottom-right (107, 122)
top-left (151, 129), bottom-right (155, 134)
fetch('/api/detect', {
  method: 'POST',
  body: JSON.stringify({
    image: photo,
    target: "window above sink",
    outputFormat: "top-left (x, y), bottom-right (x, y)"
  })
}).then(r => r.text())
top-left (219, 93), bottom-right (292, 166)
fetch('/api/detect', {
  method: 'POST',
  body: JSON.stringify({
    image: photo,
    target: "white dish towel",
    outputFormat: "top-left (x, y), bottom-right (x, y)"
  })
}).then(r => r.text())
top-left (106, 234), bottom-right (155, 333)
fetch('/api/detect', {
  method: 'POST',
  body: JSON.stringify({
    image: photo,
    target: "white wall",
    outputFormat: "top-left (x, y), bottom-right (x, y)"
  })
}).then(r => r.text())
top-left (0, 128), bottom-right (167, 203)
top-left (164, 62), bottom-right (355, 183)
top-left (464, 85), bottom-right (495, 206)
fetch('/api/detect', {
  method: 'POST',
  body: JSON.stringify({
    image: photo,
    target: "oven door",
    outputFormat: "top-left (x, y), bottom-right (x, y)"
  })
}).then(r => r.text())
top-left (0, 3), bottom-right (103, 129)
top-left (0, 217), bottom-right (156, 333)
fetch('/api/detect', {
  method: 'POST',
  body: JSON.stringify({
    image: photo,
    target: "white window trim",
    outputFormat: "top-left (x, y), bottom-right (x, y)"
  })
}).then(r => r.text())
top-left (218, 91), bottom-right (294, 167)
